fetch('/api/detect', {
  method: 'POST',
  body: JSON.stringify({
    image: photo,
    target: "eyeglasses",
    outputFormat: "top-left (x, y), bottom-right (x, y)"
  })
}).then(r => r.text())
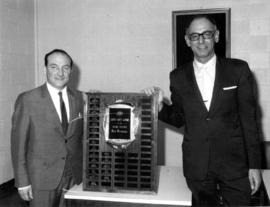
top-left (188, 30), bottom-right (216, 41)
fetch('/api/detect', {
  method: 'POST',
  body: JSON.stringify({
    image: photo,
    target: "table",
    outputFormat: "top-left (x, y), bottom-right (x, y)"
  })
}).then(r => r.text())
top-left (64, 166), bottom-right (191, 206)
top-left (262, 170), bottom-right (270, 202)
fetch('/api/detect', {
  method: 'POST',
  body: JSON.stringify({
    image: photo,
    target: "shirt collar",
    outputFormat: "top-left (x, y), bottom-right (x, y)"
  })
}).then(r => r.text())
top-left (46, 82), bottom-right (67, 96)
top-left (193, 55), bottom-right (216, 72)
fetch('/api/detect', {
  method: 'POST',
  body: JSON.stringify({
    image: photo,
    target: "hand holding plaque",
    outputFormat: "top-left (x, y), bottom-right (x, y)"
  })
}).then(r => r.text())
top-left (143, 86), bottom-right (164, 111)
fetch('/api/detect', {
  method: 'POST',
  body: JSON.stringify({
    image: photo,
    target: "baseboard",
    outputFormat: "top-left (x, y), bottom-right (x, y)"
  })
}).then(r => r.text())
top-left (0, 179), bottom-right (16, 198)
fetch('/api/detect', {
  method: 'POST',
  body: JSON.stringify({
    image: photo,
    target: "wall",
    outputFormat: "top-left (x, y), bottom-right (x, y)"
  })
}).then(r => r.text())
top-left (0, 0), bottom-right (35, 184)
top-left (36, 0), bottom-right (270, 166)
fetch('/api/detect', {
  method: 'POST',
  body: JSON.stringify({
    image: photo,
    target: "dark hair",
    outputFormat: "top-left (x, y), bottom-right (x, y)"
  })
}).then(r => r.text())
top-left (185, 14), bottom-right (217, 35)
top-left (44, 49), bottom-right (73, 67)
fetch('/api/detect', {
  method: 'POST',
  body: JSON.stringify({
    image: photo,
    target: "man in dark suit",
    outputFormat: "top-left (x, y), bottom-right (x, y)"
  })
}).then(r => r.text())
top-left (144, 15), bottom-right (262, 206)
top-left (11, 49), bottom-right (84, 207)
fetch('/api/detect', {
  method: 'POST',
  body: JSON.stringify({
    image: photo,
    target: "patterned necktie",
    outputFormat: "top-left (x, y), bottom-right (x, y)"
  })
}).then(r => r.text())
top-left (58, 92), bottom-right (68, 134)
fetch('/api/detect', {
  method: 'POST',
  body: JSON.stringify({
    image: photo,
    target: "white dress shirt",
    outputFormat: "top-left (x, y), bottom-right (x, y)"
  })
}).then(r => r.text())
top-left (193, 55), bottom-right (216, 111)
top-left (46, 82), bottom-right (70, 122)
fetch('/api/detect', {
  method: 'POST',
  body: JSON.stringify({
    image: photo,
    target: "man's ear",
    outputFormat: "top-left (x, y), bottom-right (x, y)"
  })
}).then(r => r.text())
top-left (214, 30), bottom-right (220, 43)
top-left (185, 35), bottom-right (191, 47)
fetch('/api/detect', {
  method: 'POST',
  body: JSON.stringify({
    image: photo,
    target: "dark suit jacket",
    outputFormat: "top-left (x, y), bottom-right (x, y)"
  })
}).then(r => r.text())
top-left (11, 84), bottom-right (84, 190)
top-left (159, 57), bottom-right (261, 181)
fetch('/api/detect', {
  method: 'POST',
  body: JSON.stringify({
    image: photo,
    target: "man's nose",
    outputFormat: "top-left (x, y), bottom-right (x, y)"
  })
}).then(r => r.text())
top-left (58, 68), bottom-right (64, 76)
top-left (198, 35), bottom-right (205, 43)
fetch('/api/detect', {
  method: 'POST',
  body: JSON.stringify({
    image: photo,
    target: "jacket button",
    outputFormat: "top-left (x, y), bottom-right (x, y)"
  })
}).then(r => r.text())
top-left (206, 118), bottom-right (211, 121)
top-left (65, 139), bottom-right (67, 143)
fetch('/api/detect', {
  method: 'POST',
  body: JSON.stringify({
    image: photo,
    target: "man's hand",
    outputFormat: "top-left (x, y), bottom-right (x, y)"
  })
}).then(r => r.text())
top-left (142, 87), bottom-right (164, 111)
top-left (249, 169), bottom-right (261, 195)
top-left (18, 185), bottom-right (33, 201)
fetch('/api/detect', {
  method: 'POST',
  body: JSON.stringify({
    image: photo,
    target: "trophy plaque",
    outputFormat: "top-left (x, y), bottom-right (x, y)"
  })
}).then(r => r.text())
top-left (83, 93), bottom-right (158, 193)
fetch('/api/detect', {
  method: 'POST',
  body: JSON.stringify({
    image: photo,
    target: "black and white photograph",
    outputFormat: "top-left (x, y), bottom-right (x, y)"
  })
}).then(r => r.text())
top-left (0, 0), bottom-right (270, 206)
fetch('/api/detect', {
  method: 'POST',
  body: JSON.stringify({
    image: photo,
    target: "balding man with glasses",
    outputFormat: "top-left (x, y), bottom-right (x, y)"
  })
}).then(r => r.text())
top-left (144, 15), bottom-right (262, 206)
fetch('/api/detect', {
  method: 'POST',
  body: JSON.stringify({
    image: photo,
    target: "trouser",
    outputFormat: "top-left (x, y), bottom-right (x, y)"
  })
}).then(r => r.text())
top-left (186, 171), bottom-right (252, 206)
top-left (30, 161), bottom-right (75, 207)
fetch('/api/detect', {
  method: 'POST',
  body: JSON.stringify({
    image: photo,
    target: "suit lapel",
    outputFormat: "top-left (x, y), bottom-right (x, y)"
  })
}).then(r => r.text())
top-left (208, 58), bottom-right (225, 115)
top-left (40, 84), bottom-right (63, 132)
top-left (185, 63), bottom-right (209, 114)
top-left (66, 87), bottom-right (76, 137)
top-left (184, 57), bottom-right (227, 116)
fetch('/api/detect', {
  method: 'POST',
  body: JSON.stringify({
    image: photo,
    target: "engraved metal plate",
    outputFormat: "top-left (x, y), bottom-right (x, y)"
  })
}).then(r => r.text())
top-left (83, 93), bottom-right (158, 193)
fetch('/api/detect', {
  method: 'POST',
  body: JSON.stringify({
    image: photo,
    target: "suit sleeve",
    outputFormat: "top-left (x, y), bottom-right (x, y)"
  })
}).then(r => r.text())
top-left (11, 94), bottom-right (31, 188)
top-left (158, 72), bottom-right (185, 128)
top-left (237, 63), bottom-right (261, 169)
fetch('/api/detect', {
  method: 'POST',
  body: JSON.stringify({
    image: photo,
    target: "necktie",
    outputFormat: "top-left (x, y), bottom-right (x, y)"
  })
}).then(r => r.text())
top-left (58, 92), bottom-right (68, 134)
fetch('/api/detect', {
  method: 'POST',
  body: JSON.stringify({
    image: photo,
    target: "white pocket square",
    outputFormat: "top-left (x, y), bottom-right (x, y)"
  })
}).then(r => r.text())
top-left (223, 86), bottom-right (237, 90)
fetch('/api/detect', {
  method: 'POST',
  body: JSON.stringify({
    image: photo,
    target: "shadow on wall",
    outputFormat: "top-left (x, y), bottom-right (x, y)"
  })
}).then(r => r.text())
top-left (157, 121), bottom-right (184, 166)
top-left (252, 72), bottom-right (264, 142)
top-left (68, 62), bottom-right (81, 90)
top-left (251, 72), bottom-right (270, 169)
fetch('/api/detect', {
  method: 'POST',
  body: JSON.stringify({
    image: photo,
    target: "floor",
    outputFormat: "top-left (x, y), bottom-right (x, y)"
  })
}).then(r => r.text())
top-left (0, 188), bottom-right (29, 207)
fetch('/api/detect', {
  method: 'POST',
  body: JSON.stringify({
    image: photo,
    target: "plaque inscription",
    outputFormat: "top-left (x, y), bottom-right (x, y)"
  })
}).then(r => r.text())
top-left (109, 108), bottom-right (131, 139)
